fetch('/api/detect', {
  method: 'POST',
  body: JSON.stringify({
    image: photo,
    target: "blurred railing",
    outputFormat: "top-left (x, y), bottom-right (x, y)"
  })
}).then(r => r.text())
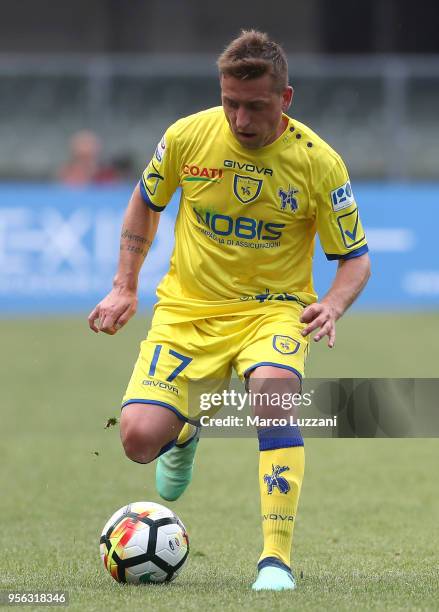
top-left (0, 54), bottom-right (438, 180)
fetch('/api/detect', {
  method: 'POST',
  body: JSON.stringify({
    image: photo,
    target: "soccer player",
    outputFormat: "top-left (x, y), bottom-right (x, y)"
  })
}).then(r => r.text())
top-left (88, 30), bottom-right (370, 591)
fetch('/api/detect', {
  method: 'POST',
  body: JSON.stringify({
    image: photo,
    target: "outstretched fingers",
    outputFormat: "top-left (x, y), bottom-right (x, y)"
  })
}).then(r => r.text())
top-left (300, 303), bottom-right (336, 348)
top-left (313, 320), bottom-right (336, 348)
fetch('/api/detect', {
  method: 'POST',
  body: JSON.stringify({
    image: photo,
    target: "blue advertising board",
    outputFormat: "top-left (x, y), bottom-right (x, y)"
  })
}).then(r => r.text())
top-left (0, 183), bottom-right (438, 314)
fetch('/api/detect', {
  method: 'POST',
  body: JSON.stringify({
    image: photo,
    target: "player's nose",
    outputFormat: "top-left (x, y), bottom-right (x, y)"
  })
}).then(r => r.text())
top-left (235, 106), bottom-right (251, 130)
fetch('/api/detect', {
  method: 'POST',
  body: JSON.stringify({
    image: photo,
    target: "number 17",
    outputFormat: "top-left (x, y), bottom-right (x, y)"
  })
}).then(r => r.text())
top-left (148, 345), bottom-right (192, 382)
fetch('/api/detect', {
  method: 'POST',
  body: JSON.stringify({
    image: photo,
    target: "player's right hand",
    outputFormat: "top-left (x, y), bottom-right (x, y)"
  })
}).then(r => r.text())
top-left (88, 288), bottom-right (138, 335)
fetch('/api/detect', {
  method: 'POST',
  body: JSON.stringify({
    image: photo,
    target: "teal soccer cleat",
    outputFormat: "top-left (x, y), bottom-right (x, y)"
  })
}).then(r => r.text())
top-left (156, 430), bottom-right (200, 501)
top-left (252, 557), bottom-right (296, 591)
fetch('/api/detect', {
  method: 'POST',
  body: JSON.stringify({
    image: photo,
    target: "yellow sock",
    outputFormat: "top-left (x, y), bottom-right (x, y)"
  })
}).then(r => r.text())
top-left (176, 422), bottom-right (197, 446)
top-left (258, 444), bottom-right (305, 568)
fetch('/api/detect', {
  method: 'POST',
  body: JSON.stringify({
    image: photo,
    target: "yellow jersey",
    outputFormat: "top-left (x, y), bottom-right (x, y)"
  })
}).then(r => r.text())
top-left (140, 107), bottom-right (368, 324)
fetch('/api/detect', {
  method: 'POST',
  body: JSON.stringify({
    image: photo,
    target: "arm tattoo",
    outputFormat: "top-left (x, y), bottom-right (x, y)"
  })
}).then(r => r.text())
top-left (120, 244), bottom-right (148, 256)
top-left (121, 229), bottom-right (152, 247)
top-left (120, 229), bottom-right (152, 258)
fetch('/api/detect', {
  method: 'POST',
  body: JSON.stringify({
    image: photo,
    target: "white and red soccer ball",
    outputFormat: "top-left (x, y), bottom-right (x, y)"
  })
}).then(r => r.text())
top-left (100, 501), bottom-right (189, 584)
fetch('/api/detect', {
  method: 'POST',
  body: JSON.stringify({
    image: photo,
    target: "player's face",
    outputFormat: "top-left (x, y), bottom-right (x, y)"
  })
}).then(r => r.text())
top-left (221, 74), bottom-right (293, 149)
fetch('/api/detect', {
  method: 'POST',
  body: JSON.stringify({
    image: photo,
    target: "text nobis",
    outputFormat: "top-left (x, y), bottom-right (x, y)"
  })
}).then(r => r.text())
top-left (193, 207), bottom-right (285, 241)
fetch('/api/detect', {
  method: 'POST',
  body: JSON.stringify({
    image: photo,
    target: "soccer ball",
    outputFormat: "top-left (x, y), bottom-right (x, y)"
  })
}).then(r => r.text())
top-left (99, 501), bottom-right (189, 584)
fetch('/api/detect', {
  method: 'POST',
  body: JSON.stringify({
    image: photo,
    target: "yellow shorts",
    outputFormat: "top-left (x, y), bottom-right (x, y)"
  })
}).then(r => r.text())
top-left (122, 304), bottom-right (309, 424)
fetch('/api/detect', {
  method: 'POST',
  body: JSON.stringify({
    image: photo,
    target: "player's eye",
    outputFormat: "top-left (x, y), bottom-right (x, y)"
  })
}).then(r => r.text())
top-left (249, 103), bottom-right (265, 111)
top-left (225, 98), bottom-right (239, 110)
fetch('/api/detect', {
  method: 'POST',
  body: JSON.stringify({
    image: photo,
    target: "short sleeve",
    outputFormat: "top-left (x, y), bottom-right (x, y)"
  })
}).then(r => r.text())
top-left (314, 156), bottom-right (368, 261)
top-left (139, 124), bottom-right (180, 212)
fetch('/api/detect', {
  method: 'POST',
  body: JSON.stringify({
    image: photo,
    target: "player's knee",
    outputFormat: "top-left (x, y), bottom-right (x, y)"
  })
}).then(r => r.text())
top-left (120, 423), bottom-right (161, 464)
top-left (249, 366), bottom-right (301, 395)
top-left (248, 366), bottom-right (301, 418)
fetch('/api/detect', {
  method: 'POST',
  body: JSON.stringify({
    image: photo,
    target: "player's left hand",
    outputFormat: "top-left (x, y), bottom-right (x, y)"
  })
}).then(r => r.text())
top-left (300, 302), bottom-right (337, 348)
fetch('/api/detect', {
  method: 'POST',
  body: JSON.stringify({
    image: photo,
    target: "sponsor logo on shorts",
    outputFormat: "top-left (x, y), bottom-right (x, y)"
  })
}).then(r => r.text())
top-left (264, 464), bottom-right (291, 494)
top-left (331, 181), bottom-right (355, 212)
top-left (142, 380), bottom-right (179, 395)
top-left (272, 335), bottom-right (300, 355)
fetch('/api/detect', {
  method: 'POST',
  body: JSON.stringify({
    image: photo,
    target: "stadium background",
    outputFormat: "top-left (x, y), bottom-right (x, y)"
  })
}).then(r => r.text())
top-left (1, 2), bottom-right (438, 610)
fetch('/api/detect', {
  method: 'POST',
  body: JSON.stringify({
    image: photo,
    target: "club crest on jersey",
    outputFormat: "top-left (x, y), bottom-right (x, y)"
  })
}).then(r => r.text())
top-left (273, 335), bottom-right (300, 355)
top-left (264, 465), bottom-right (291, 495)
top-left (278, 185), bottom-right (299, 212)
top-left (233, 174), bottom-right (263, 204)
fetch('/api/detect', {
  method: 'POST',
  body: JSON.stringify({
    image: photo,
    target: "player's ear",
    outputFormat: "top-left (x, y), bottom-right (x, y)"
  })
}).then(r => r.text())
top-left (281, 86), bottom-right (294, 112)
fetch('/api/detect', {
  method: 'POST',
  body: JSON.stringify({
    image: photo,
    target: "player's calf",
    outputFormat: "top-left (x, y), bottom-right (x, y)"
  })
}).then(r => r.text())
top-left (248, 366), bottom-right (305, 588)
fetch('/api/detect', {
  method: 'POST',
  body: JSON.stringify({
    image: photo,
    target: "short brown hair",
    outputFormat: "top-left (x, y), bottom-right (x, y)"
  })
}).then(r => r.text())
top-left (217, 30), bottom-right (288, 92)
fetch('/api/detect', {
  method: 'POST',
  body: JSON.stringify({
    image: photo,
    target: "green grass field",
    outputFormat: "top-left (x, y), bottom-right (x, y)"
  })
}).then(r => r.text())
top-left (1, 313), bottom-right (439, 611)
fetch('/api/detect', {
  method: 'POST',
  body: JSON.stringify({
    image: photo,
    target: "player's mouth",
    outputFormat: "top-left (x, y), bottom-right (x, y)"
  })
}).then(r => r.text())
top-left (236, 131), bottom-right (257, 141)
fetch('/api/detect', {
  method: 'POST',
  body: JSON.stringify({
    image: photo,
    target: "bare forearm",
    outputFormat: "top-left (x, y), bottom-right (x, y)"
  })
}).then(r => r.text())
top-left (114, 184), bottom-right (160, 292)
top-left (88, 184), bottom-right (160, 334)
top-left (321, 254), bottom-right (371, 319)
